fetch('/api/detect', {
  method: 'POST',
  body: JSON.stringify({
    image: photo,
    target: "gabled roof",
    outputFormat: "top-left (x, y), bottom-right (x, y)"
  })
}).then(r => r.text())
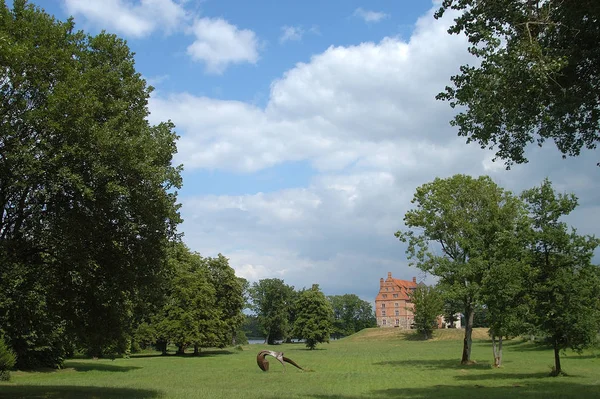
top-left (375, 272), bottom-right (418, 301)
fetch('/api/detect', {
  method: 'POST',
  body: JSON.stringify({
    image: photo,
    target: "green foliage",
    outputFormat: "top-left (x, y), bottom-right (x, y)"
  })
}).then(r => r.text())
top-left (396, 174), bottom-right (523, 363)
top-left (435, 1), bottom-right (600, 167)
top-left (0, 0), bottom-right (181, 367)
top-left (292, 284), bottom-right (334, 350)
top-left (0, 336), bottom-right (16, 381)
top-left (521, 179), bottom-right (600, 375)
top-left (206, 254), bottom-right (246, 346)
top-left (409, 285), bottom-right (444, 340)
top-left (328, 294), bottom-right (376, 338)
top-left (249, 279), bottom-right (296, 344)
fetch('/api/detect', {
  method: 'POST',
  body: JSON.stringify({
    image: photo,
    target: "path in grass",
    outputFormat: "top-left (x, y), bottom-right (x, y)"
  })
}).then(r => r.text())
top-left (1, 329), bottom-right (599, 398)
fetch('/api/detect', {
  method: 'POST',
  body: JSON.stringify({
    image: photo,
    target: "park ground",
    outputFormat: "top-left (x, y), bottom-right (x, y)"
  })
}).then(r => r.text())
top-left (0, 328), bottom-right (599, 399)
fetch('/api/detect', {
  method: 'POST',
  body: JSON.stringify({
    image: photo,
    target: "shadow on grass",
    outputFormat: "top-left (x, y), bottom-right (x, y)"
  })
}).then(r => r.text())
top-left (297, 381), bottom-right (600, 399)
top-left (453, 371), bottom-right (550, 381)
top-left (64, 362), bottom-right (142, 373)
top-left (374, 358), bottom-right (492, 370)
top-left (130, 349), bottom-right (235, 359)
top-left (0, 385), bottom-right (162, 399)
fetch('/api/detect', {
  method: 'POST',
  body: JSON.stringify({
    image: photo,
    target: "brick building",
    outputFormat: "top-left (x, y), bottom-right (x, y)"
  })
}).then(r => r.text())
top-left (375, 272), bottom-right (419, 329)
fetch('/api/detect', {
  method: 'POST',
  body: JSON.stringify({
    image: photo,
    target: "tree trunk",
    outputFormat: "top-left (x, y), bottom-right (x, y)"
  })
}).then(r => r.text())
top-left (492, 334), bottom-right (498, 367)
top-left (552, 340), bottom-right (562, 376)
top-left (176, 344), bottom-right (186, 355)
top-left (461, 305), bottom-right (474, 364)
top-left (492, 335), bottom-right (502, 367)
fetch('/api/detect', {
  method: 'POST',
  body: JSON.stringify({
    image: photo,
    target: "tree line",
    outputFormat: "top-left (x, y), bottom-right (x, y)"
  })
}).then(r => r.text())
top-left (246, 279), bottom-right (375, 348)
top-left (398, 175), bottom-right (600, 375)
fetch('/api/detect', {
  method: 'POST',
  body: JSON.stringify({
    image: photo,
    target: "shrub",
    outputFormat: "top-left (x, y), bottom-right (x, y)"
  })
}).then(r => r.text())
top-left (0, 337), bottom-right (17, 381)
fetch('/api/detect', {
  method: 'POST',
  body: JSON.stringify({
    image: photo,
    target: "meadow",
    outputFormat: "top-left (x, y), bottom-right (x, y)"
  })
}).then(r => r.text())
top-left (0, 328), bottom-right (598, 399)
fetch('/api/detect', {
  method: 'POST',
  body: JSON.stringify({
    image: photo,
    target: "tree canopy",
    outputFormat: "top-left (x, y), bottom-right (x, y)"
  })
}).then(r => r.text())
top-left (396, 174), bottom-right (525, 364)
top-left (292, 285), bottom-right (334, 350)
top-left (0, 0), bottom-right (182, 367)
top-left (435, 0), bottom-right (600, 167)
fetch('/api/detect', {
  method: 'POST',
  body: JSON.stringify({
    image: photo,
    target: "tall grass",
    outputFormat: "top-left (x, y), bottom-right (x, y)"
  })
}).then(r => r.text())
top-left (1, 328), bottom-right (598, 398)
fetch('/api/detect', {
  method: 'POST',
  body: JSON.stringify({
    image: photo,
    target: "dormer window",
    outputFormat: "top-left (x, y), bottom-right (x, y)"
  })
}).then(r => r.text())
top-left (383, 294), bottom-right (387, 299)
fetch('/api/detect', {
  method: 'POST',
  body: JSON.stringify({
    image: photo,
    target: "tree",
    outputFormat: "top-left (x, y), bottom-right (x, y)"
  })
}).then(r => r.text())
top-left (249, 279), bottom-right (295, 345)
top-left (206, 254), bottom-right (246, 346)
top-left (396, 174), bottom-right (522, 364)
top-left (435, 1), bottom-right (600, 167)
top-left (521, 179), bottom-right (600, 376)
top-left (0, 1), bottom-right (182, 367)
top-left (292, 285), bottom-right (334, 350)
top-left (480, 211), bottom-right (533, 368)
top-left (328, 294), bottom-right (376, 338)
top-left (409, 285), bottom-right (444, 340)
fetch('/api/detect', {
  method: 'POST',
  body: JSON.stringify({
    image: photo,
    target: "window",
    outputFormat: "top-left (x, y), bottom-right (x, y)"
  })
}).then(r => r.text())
top-left (393, 294), bottom-right (398, 298)
top-left (385, 287), bottom-right (389, 291)
top-left (382, 319), bottom-right (387, 325)
top-left (395, 319), bottom-right (400, 325)
top-left (382, 311), bottom-right (386, 316)
top-left (381, 303), bottom-right (385, 308)
top-left (395, 302), bottom-right (399, 307)
top-left (395, 310), bottom-right (400, 316)
top-left (382, 294), bottom-right (387, 299)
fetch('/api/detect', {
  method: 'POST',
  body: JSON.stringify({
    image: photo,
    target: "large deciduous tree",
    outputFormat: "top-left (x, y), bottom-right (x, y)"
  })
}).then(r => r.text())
top-left (435, 0), bottom-right (600, 167)
top-left (522, 179), bottom-right (600, 376)
top-left (0, 0), bottom-right (182, 367)
top-left (206, 254), bottom-right (246, 347)
top-left (249, 279), bottom-right (295, 345)
top-left (396, 174), bottom-right (522, 364)
top-left (292, 284), bottom-right (334, 350)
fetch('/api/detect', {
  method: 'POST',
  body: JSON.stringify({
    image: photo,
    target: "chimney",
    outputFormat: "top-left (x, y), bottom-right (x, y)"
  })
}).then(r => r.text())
top-left (412, 277), bottom-right (417, 283)
top-left (387, 272), bottom-right (392, 280)
top-left (380, 278), bottom-right (384, 288)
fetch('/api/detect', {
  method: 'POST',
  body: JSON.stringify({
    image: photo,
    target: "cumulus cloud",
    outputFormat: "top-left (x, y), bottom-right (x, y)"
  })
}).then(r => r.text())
top-left (186, 17), bottom-right (260, 74)
top-left (353, 7), bottom-right (389, 23)
top-left (149, 3), bottom-right (600, 299)
top-left (63, 0), bottom-right (187, 37)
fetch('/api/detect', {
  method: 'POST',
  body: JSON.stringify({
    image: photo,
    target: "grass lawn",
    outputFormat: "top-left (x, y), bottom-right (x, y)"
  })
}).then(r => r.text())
top-left (1, 328), bottom-right (599, 398)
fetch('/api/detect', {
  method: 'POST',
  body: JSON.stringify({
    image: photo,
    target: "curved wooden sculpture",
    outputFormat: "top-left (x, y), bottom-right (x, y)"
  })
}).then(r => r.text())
top-left (256, 350), bottom-right (304, 372)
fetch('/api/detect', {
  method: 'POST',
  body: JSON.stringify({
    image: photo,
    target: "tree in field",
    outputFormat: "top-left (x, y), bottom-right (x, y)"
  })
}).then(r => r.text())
top-left (249, 279), bottom-right (296, 344)
top-left (521, 179), bottom-right (600, 376)
top-left (476, 203), bottom-right (535, 368)
top-left (409, 285), bottom-right (444, 340)
top-left (0, 1), bottom-right (182, 367)
top-left (435, 1), bottom-right (600, 167)
top-left (292, 285), bottom-right (334, 350)
top-left (206, 254), bottom-right (246, 346)
top-left (146, 243), bottom-right (222, 355)
top-left (328, 294), bottom-right (376, 338)
top-left (396, 174), bottom-right (523, 364)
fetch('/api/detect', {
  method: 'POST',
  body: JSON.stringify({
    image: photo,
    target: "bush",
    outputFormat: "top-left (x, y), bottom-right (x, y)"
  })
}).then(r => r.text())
top-left (0, 337), bottom-right (17, 381)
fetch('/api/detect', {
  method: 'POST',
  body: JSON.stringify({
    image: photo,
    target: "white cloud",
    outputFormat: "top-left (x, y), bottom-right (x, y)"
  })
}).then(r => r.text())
top-left (353, 7), bottom-right (389, 23)
top-left (186, 17), bottom-right (260, 74)
top-left (280, 26), bottom-right (304, 43)
top-left (63, 0), bottom-right (187, 37)
top-left (149, 3), bottom-right (600, 298)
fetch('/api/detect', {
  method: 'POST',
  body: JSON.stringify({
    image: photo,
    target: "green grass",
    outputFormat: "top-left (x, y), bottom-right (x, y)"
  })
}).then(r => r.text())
top-left (1, 328), bottom-right (599, 398)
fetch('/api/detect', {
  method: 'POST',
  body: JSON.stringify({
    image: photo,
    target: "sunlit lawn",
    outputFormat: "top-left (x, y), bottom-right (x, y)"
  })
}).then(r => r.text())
top-left (1, 328), bottom-right (599, 398)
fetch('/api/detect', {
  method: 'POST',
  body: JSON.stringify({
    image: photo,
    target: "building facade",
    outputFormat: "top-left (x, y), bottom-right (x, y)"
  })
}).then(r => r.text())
top-left (375, 272), bottom-right (418, 329)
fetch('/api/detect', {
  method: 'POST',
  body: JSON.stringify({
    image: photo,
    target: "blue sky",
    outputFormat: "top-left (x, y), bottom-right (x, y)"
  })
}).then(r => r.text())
top-left (25, 0), bottom-right (600, 302)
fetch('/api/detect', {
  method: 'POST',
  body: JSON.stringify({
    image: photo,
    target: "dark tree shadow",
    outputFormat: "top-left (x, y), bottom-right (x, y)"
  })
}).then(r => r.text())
top-left (64, 362), bottom-right (142, 373)
top-left (374, 358), bottom-right (492, 370)
top-left (0, 385), bottom-right (162, 399)
top-left (454, 371), bottom-right (551, 381)
top-left (130, 349), bottom-right (235, 359)
top-left (294, 381), bottom-right (600, 399)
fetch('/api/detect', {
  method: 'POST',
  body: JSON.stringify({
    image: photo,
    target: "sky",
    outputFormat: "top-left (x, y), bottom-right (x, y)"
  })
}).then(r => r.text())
top-left (27, 0), bottom-right (599, 303)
